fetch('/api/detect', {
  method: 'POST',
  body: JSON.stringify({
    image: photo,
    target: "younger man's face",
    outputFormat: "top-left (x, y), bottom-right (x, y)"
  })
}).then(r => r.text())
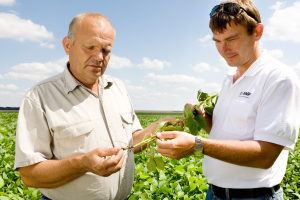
top-left (212, 22), bottom-right (257, 69)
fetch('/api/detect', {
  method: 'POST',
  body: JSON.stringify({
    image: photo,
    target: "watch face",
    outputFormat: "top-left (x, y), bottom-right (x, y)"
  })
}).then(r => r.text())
top-left (195, 136), bottom-right (203, 156)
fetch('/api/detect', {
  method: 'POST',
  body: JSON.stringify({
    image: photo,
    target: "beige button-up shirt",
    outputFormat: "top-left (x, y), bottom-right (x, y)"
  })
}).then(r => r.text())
top-left (14, 66), bottom-right (142, 200)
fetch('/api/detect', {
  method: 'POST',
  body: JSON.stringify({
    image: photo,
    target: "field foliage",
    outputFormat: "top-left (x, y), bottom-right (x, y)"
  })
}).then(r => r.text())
top-left (0, 113), bottom-right (299, 199)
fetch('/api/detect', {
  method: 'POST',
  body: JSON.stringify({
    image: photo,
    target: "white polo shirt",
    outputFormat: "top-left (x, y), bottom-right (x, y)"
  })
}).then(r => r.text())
top-left (203, 51), bottom-right (300, 188)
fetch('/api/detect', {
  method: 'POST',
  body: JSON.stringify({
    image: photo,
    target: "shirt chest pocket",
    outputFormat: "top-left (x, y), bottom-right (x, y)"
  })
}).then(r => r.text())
top-left (222, 100), bottom-right (254, 138)
top-left (120, 112), bottom-right (134, 140)
top-left (52, 120), bottom-right (95, 158)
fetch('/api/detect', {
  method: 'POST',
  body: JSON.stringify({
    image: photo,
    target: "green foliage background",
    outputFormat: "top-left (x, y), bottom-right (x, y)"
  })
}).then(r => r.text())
top-left (0, 112), bottom-right (299, 199)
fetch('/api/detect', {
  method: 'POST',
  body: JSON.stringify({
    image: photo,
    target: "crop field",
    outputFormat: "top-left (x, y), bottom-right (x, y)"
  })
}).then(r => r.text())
top-left (0, 112), bottom-right (299, 199)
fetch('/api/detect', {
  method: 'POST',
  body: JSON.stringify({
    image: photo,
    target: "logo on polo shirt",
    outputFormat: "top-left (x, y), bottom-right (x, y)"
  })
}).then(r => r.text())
top-left (239, 91), bottom-right (252, 98)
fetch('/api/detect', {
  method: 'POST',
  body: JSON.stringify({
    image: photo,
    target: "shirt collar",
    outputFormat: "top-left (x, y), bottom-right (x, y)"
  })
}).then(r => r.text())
top-left (64, 63), bottom-right (80, 93)
top-left (226, 50), bottom-right (268, 79)
top-left (242, 50), bottom-right (267, 77)
top-left (63, 62), bottom-right (113, 94)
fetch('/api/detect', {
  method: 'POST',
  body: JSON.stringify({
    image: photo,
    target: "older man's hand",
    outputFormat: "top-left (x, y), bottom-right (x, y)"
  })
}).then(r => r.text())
top-left (81, 148), bottom-right (125, 177)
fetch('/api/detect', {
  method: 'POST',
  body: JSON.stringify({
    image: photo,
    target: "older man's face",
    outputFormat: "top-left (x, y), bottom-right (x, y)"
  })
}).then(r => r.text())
top-left (63, 16), bottom-right (115, 88)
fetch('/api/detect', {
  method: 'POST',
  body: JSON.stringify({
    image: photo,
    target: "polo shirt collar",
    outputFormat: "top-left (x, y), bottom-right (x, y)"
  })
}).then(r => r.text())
top-left (63, 62), bottom-right (113, 94)
top-left (242, 50), bottom-right (267, 77)
top-left (226, 50), bottom-right (267, 79)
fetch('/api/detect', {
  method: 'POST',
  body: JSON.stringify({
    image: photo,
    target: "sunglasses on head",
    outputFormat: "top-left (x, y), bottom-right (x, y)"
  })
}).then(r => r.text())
top-left (210, 2), bottom-right (257, 22)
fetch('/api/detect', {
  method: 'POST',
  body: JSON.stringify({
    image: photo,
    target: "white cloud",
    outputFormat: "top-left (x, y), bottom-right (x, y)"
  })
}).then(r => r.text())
top-left (137, 57), bottom-right (171, 70)
top-left (127, 84), bottom-right (145, 92)
top-left (204, 82), bottom-right (221, 93)
top-left (265, 2), bottom-right (300, 43)
top-left (270, 1), bottom-right (284, 10)
top-left (131, 91), bottom-right (183, 111)
top-left (0, 0), bottom-right (15, 6)
top-left (264, 49), bottom-right (284, 58)
top-left (0, 89), bottom-right (25, 107)
top-left (198, 34), bottom-right (211, 43)
top-left (4, 57), bottom-right (67, 82)
top-left (108, 55), bottom-right (133, 69)
top-left (146, 73), bottom-right (204, 85)
top-left (293, 62), bottom-right (300, 78)
top-left (123, 80), bottom-right (146, 94)
top-left (193, 62), bottom-right (211, 73)
top-left (193, 62), bottom-right (221, 73)
top-left (40, 42), bottom-right (55, 49)
top-left (0, 91), bottom-right (12, 95)
top-left (131, 73), bottom-right (221, 110)
top-left (0, 12), bottom-right (54, 47)
top-left (0, 84), bottom-right (19, 90)
top-left (178, 86), bottom-right (191, 92)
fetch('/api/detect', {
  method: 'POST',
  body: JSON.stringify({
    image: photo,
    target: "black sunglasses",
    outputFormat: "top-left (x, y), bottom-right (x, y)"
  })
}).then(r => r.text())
top-left (210, 2), bottom-right (257, 22)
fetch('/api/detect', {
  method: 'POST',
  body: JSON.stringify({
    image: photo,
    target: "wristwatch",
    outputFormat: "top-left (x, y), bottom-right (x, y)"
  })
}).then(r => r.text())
top-left (194, 136), bottom-right (203, 157)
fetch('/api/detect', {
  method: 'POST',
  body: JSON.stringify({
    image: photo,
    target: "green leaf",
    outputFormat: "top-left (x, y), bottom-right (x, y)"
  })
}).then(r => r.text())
top-left (163, 125), bottom-right (176, 131)
top-left (174, 165), bottom-right (185, 175)
top-left (292, 193), bottom-right (300, 198)
top-left (0, 176), bottom-right (4, 189)
top-left (194, 114), bottom-right (207, 129)
top-left (184, 104), bottom-right (204, 135)
top-left (189, 182), bottom-right (197, 191)
top-left (2, 173), bottom-right (7, 180)
top-left (178, 191), bottom-right (184, 197)
top-left (197, 90), bottom-right (208, 101)
top-left (156, 121), bottom-right (169, 132)
top-left (154, 157), bottom-right (164, 170)
top-left (17, 187), bottom-right (23, 194)
top-left (147, 157), bottom-right (156, 171)
top-left (204, 106), bottom-right (213, 116)
top-left (139, 173), bottom-right (149, 179)
top-left (159, 170), bottom-right (167, 180)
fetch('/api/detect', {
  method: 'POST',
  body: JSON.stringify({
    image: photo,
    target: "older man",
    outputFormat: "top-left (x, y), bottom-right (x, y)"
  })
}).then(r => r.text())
top-left (14, 12), bottom-right (158, 200)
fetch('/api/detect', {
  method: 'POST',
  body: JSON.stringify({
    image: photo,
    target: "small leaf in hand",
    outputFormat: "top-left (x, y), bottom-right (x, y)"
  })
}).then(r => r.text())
top-left (147, 157), bottom-right (156, 171)
top-left (197, 90), bottom-right (208, 101)
top-left (154, 157), bottom-right (165, 170)
top-left (163, 125), bottom-right (176, 131)
top-left (156, 121), bottom-right (169, 132)
top-left (184, 104), bottom-right (201, 135)
top-left (194, 114), bottom-right (207, 129)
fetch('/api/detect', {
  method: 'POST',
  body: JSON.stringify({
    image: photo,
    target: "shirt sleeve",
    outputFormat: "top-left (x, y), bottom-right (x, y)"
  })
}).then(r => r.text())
top-left (14, 93), bottom-right (53, 170)
top-left (132, 112), bottom-right (143, 132)
top-left (254, 74), bottom-right (300, 150)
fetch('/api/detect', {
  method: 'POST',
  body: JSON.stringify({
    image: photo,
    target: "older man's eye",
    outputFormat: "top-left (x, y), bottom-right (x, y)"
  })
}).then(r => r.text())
top-left (105, 46), bottom-right (112, 53)
top-left (104, 49), bottom-right (111, 54)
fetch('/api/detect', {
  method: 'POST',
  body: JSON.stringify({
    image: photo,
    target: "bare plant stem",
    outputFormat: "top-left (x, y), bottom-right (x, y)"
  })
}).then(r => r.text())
top-left (122, 135), bottom-right (156, 150)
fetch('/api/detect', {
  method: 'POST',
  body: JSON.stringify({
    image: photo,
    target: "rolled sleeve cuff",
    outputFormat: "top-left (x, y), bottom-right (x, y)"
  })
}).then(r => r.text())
top-left (14, 155), bottom-right (47, 170)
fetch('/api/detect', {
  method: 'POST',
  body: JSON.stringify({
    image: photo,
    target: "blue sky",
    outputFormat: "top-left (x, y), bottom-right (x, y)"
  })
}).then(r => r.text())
top-left (0, 0), bottom-right (300, 110)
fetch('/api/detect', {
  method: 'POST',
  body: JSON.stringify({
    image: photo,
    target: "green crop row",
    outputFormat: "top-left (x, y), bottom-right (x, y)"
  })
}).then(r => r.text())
top-left (0, 113), bottom-right (41, 200)
top-left (0, 113), bottom-right (299, 199)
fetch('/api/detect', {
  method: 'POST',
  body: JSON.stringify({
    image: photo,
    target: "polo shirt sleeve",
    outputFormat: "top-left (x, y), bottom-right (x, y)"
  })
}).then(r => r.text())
top-left (14, 93), bottom-right (53, 170)
top-left (254, 73), bottom-right (300, 150)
